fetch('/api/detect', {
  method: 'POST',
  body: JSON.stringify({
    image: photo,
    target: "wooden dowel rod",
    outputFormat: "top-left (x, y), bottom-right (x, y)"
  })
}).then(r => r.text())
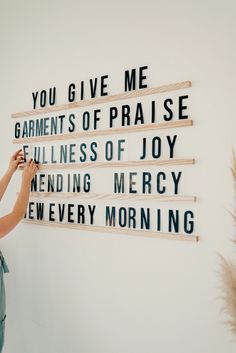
top-left (22, 219), bottom-right (199, 242)
top-left (12, 81), bottom-right (191, 119)
top-left (20, 192), bottom-right (196, 202)
top-left (18, 158), bottom-right (195, 170)
top-left (12, 119), bottom-right (193, 144)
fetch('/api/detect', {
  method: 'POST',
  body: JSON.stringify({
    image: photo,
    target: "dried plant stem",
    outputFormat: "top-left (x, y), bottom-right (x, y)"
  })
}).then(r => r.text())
top-left (220, 151), bottom-right (236, 334)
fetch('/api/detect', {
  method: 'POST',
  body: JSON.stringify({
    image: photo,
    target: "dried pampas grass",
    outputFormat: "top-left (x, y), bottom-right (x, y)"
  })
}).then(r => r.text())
top-left (220, 151), bottom-right (236, 334)
top-left (220, 255), bottom-right (236, 333)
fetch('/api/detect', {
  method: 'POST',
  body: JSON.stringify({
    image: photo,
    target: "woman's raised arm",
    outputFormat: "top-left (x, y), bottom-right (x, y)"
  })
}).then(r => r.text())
top-left (0, 159), bottom-right (39, 238)
top-left (0, 149), bottom-right (24, 201)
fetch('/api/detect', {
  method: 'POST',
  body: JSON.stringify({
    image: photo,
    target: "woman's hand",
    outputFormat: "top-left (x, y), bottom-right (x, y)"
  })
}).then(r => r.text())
top-left (0, 159), bottom-right (40, 238)
top-left (8, 149), bottom-right (25, 173)
top-left (22, 159), bottom-right (39, 183)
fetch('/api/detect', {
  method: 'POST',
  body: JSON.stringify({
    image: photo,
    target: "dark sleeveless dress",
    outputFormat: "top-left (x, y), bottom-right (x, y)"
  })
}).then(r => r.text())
top-left (0, 251), bottom-right (9, 352)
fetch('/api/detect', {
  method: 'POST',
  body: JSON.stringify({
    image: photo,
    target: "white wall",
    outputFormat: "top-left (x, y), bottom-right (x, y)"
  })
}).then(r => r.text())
top-left (0, 0), bottom-right (236, 352)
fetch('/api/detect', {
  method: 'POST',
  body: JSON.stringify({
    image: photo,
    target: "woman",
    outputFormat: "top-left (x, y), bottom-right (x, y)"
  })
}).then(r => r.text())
top-left (0, 148), bottom-right (39, 352)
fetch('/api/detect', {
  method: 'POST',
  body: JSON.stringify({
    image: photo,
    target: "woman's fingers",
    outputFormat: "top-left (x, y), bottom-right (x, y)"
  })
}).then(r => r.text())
top-left (24, 159), bottom-right (39, 173)
top-left (16, 156), bottom-right (24, 162)
top-left (26, 158), bottom-right (33, 166)
top-left (12, 149), bottom-right (23, 159)
top-left (30, 160), bottom-right (39, 170)
top-left (12, 148), bottom-right (22, 156)
top-left (32, 163), bottom-right (39, 175)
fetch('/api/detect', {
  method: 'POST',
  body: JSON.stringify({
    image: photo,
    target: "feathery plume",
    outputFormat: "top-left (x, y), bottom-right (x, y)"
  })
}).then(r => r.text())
top-left (220, 151), bottom-right (236, 334)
